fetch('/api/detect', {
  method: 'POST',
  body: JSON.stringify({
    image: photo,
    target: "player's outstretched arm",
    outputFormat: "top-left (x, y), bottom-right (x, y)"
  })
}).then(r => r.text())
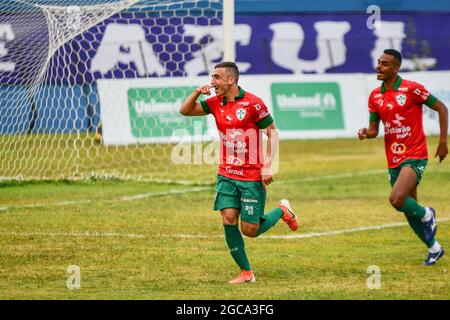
top-left (430, 99), bottom-right (448, 162)
top-left (358, 120), bottom-right (380, 140)
top-left (179, 85), bottom-right (211, 116)
top-left (261, 123), bottom-right (277, 188)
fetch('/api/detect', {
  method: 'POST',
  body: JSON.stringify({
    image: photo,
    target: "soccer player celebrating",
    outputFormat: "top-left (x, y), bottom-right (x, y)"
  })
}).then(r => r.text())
top-left (358, 49), bottom-right (448, 266)
top-left (180, 62), bottom-right (298, 284)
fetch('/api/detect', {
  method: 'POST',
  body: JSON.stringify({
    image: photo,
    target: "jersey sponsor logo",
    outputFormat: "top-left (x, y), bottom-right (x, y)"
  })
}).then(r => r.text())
top-left (226, 155), bottom-right (244, 166)
top-left (387, 102), bottom-right (394, 110)
top-left (236, 108), bottom-right (247, 121)
top-left (385, 115), bottom-right (411, 138)
top-left (392, 156), bottom-right (404, 164)
top-left (258, 111), bottom-right (270, 119)
top-left (391, 142), bottom-right (407, 155)
top-left (413, 88), bottom-right (429, 100)
top-left (389, 113), bottom-right (412, 138)
top-left (254, 103), bottom-right (262, 111)
top-left (225, 115), bottom-right (233, 122)
top-left (396, 94), bottom-right (406, 106)
top-left (421, 92), bottom-right (430, 101)
top-left (398, 87), bottom-right (408, 92)
top-left (228, 128), bottom-right (243, 139)
top-left (241, 198), bottom-right (258, 204)
top-left (385, 125), bottom-right (411, 138)
top-left (225, 166), bottom-right (244, 176)
top-left (224, 140), bottom-right (248, 153)
top-left (238, 101), bottom-right (250, 106)
top-left (223, 134), bottom-right (248, 154)
top-left (392, 113), bottom-right (405, 127)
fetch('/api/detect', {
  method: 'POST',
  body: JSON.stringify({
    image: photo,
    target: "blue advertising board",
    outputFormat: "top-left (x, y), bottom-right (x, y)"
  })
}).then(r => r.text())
top-left (1, 10), bottom-right (449, 133)
top-left (1, 12), bottom-right (449, 84)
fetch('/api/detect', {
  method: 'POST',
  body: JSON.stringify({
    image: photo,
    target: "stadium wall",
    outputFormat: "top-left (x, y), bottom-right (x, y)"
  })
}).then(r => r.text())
top-left (1, 2), bottom-right (449, 135)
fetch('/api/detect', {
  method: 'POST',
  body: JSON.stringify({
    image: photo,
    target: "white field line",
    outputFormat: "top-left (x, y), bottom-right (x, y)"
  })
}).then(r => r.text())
top-left (262, 218), bottom-right (450, 239)
top-left (281, 169), bottom-right (386, 184)
top-left (0, 186), bottom-right (212, 212)
top-left (1, 218), bottom-right (448, 240)
top-left (0, 170), bottom-right (385, 212)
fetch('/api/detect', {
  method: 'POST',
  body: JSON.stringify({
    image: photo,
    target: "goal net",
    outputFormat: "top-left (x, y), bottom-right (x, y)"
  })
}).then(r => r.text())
top-left (0, 0), bottom-right (222, 184)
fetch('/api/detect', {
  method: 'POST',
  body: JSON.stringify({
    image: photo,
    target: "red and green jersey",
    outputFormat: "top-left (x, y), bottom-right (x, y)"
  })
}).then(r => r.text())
top-left (201, 87), bottom-right (273, 181)
top-left (368, 76), bottom-right (438, 168)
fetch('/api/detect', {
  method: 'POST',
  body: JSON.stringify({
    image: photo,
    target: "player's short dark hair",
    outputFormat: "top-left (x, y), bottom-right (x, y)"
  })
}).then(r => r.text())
top-left (214, 61), bottom-right (239, 82)
top-left (383, 49), bottom-right (402, 66)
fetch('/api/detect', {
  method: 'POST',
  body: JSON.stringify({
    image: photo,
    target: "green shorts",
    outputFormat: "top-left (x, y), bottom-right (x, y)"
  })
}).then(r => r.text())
top-left (213, 175), bottom-right (266, 224)
top-left (388, 159), bottom-right (428, 187)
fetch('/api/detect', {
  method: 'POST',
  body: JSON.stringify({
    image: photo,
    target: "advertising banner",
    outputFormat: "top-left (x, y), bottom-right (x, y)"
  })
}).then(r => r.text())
top-left (98, 74), bottom-right (369, 145)
top-left (98, 71), bottom-right (449, 145)
top-left (97, 78), bottom-right (211, 145)
top-left (271, 82), bottom-right (344, 130)
top-left (2, 12), bottom-right (450, 85)
top-left (127, 86), bottom-right (206, 138)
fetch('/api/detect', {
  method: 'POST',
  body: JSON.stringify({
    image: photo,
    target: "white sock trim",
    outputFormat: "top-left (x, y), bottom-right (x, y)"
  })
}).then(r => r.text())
top-left (421, 207), bottom-right (432, 222)
top-left (429, 241), bottom-right (441, 254)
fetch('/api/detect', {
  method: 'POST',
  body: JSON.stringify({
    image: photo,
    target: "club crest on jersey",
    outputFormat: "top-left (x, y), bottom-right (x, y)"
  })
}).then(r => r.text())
top-left (236, 108), bottom-right (246, 121)
top-left (396, 94), bottom-right (406, 106)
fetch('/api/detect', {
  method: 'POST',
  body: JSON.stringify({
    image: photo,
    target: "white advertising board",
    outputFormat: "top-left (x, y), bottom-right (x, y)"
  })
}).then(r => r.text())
top-left (97, 71), bottom-right (450, 145)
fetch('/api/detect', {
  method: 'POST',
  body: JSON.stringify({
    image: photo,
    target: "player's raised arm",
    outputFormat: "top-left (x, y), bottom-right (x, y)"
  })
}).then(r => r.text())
top-left (429, 99), bottom-right (449, 162)
top-left (179, 85), bottom-right (211, 116)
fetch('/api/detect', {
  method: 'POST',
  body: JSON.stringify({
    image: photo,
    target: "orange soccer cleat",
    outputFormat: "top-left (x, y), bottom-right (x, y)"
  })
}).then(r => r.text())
top-left (228, 269), bottom-right (256, 284)
top-left (278, 199), bottom-right (299, 231)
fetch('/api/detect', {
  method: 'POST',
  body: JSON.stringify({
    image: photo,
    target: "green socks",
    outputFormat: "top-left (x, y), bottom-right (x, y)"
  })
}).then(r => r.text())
top-left (399, 197), bottom-right (426, 219)
top-left (223, 224), bottom-right (251, 270)
top-left (223, 208), bottom-right (283, 270)
top-left (256, 208), bottom-right (283, 236)
top-left (404, 214), bottom-right (436, 248)
top-left (399, 198), bottom-right (434, 248)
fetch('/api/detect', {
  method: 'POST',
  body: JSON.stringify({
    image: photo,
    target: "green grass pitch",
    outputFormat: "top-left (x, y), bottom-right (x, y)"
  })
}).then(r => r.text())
top-left (0, 136), bottom-right (449, 299)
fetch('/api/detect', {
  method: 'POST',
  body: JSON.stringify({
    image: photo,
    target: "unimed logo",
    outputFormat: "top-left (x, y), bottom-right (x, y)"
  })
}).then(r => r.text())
top-left (127, 87), bottom-right (207, 138)
top-left (271, 82), bottom-right (344, 130)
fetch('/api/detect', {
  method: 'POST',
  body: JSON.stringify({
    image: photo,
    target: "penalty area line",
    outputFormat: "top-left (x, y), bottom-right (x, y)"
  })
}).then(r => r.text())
top-left (1, 218), bottom-right (448, 240)
top-left (0, 170), bottom-right (384, 212)
top-left (260, 218), bottom-right (450, 239)
top-left (0, 186), bottom-right (212, 212)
